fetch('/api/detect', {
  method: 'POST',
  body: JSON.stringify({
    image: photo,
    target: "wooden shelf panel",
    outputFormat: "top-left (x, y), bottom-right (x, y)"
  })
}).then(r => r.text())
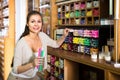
top-left (47, 47), bottom-right (120, 75)
top-left (56, 0), bottom-right (80, 5)
top-left (0, 0), bottom-right (15, 80)
top-left (56, 0), bottom-right (110, 26)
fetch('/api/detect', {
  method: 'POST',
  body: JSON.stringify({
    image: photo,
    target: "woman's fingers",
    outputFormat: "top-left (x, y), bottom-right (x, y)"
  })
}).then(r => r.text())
top-left (37, 57), bottom-right (44, 65)
top-left (33, 57), bottom-right (44, 68)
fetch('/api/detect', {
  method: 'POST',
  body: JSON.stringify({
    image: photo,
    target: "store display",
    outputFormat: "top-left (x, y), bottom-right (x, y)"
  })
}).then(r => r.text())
top-left (57, 0), bottom-right (111, 26)
top-left (56, 29), bottom-right (99, 55)
top-left (0, 0), bottom-right (119, 80)
top-left (47, 54), bottom-right (64, 80)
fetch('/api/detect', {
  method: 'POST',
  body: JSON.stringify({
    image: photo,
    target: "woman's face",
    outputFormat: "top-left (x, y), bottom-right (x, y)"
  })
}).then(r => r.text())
top-left (27, 14), bottom-right (42, 34)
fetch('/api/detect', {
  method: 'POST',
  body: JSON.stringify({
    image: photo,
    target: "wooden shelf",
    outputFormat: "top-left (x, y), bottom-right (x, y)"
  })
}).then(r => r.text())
top-left (56, 0), bottom-right (81, 5)
top-left (35, 0), bottom-right (119, 80)
top-left (56, 24), bottom-right (114, 28)
top-left (47, 47), bottom-right (120, 76)
top-left (0, 0), bottom-right (15, 80)
top-left (47, 54), bottom-right (64, 80)
top-left (57, 0), bottom-right (109, 26)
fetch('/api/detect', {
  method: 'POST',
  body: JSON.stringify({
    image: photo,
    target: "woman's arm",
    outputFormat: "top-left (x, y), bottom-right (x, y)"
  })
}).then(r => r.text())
top-left (16, 56), bottom-right (44, 74)
top-left (41, 28), bottom-right (69, 48)
top-left (17, 62), bottom-right (34, 74)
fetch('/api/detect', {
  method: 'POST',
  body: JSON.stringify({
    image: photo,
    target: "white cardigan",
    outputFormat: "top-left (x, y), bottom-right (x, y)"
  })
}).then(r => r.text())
top-left (11, 32), bottom-right (59, 78)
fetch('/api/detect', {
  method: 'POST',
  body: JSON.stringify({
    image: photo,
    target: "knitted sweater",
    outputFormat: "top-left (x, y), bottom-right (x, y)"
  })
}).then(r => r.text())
top-left (11, 32), bottom-right (59, 78)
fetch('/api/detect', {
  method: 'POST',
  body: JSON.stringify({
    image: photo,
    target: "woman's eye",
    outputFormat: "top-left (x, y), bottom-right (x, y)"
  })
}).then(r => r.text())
top-left (31, 21), bottom-right (35, 23)
top-left (30, 20), bottom-right (42, 23)
top-left (38, 21), bottom-right (42, 23)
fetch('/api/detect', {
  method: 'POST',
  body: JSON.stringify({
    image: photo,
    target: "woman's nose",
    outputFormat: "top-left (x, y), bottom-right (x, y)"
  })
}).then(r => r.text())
top-left (34, 22), bottom-right (38, 25)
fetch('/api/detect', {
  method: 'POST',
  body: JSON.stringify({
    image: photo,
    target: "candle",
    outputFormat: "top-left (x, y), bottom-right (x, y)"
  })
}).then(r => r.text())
top-left (109, 0), bottom-right (113, 15)
top-left (115, 0), bottom-right (119, 19)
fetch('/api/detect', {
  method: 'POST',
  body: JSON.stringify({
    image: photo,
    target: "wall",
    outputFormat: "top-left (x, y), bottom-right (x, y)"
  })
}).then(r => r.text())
top-left (15, 0), bottom-right (27, 42)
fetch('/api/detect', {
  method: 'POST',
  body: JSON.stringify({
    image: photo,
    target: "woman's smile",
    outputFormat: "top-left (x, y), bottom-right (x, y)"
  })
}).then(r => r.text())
top-left (33, 26), bottom-right (40, 30)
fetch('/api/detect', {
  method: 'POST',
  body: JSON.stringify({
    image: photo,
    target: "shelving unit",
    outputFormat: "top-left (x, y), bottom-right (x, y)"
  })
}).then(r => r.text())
top-left (56, 28), bottom-right (100, 55)
top-left (28, 0), bottom-right (120, 80)
top-left (57, 0), bottom-right (109, 26)
top-left (44, 0), bottom-right (118, 80)
top-left (55, 0), bottom-right (114, 56)
top-left (47, 54), bottom-right (64, 80)
top-left (46, 53), bottom-right (79, 80)
top-left (0, 38), bottom-right (4, 80)
top-left (47, 47), bottom-right (120, 80)
top-left (0, 0), bottom-right (15, 80)
top-left (27, 0), bottom-right (40, 12)
top-left (55, 26), bottom-right (114, 57)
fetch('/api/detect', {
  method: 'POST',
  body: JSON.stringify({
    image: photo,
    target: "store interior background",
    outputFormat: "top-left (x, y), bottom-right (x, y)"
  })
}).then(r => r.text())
top-left (0, 0), bottom-right (120, 80)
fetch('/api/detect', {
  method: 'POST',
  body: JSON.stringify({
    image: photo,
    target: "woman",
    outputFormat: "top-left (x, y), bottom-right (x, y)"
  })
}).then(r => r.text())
top-left (7, 10), bottom-right (69, 80)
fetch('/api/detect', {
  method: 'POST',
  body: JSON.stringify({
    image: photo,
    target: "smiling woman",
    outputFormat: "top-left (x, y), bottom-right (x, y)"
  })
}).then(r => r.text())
top-left (7, 10), bottom-right (70, 80)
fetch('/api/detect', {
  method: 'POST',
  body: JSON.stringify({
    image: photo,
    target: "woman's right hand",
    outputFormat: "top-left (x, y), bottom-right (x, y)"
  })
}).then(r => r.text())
top-left (32, 56), bottom-right (44, 68)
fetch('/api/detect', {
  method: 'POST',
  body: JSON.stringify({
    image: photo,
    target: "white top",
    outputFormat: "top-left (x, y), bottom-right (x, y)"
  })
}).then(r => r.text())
top-left (11, 32), bottom-right (60, 78)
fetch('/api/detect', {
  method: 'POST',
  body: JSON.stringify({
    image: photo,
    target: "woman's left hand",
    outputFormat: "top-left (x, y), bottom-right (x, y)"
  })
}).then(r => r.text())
top-left (63, 28), bottom-right (70, 37)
